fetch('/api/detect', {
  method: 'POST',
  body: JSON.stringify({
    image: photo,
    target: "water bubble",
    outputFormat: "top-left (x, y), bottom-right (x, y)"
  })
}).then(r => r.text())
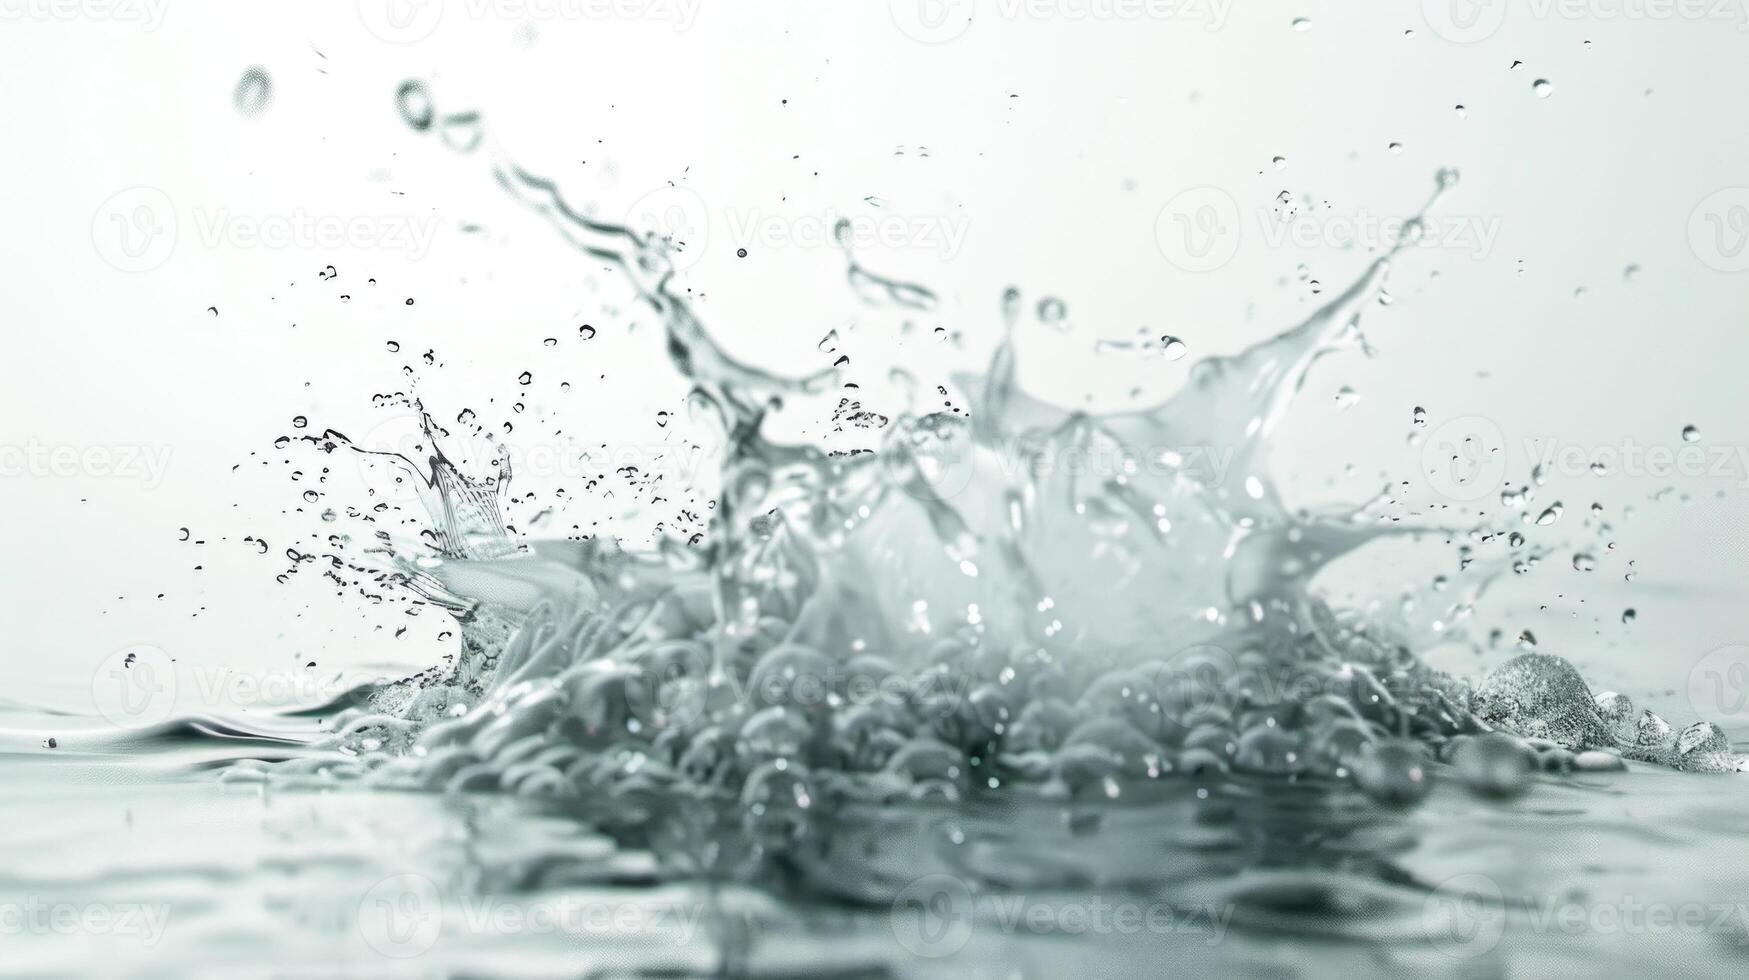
top-left (1353, 740), bottom-right (1432, 804)
top-left (1451, 734), bottom-right (1535, 799)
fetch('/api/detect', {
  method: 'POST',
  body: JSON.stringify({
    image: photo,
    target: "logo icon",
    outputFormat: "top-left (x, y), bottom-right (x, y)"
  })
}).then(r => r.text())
top-left (1422, 873), bottom-right (1507, 958)
top-left (1689, 643), bottom-right (1749, 722)
top-left (1689, 188), bottom-right (1749, 273)
top-left (92, 187), bottom-right (177, 273)
top-left (625, 185), bottom-right (712, 271)
top-left (890, 873), bottom-right (974, 958)
top-left (1420, 415), bottom-right (1507, 502)
top-left (359, 0), bottom-right (444, 44)
top-left (358, 873), bottom-right (444, 958)
top-left (1155, 187), bottom-right (1241, 273)
top-left (1421, 0), bottom-right (1508, 43)
top-left (890, 0), bottom-right (976, 44)
top-left (91, 644), bottom-right (178, 728)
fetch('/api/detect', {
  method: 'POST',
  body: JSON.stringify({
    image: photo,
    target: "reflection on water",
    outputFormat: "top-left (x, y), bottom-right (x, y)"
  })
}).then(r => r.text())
top-left (4, 712), bottom-right (1747, 977)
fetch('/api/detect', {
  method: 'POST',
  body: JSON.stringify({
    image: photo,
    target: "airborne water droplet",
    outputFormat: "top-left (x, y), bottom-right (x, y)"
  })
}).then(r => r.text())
top-left (234, 65), bottom-right (273, 118)
top-left (395, 80), bottom-right (435, 132)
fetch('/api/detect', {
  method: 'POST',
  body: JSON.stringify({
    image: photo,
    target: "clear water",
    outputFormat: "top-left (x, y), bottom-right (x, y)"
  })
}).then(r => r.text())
top-left (10, 79), bottom-right (1749, 979)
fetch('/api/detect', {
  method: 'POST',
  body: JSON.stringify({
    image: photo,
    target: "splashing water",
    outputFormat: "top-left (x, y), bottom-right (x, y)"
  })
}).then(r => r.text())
top-left (255, 84), bottom-right (1746, 890)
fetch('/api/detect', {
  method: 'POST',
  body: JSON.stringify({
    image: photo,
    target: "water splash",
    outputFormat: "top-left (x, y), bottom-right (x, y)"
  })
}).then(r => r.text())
top-left (269, 85), bottom-right (1743, 854)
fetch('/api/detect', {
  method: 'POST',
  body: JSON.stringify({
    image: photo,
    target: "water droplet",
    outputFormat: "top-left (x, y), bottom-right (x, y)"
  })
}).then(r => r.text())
top-left (1533, 79), bottom-right (1554, 98)
top-left (1036, 297), bottom-right (1068, 327)
top-left (233, 65), bottom-right (273, 118)
top-left (579, 325), bottom-right (596, 340)
top-left (1335, 386), bottom-right (1361, 409)
top-left (1572, 553), bottom-right (1596, 572)
top-left (1682, 424), bottom-right (1700, 443)
top-left (395, 80), bottom-right (435, 132)
top-left (1272, 155), bottom-right (1287, 170)
top-left (1291, 16), bottom-right (1311, 31)
top-left (1535, 502), bottom-right (1564, 526)
top-left (517, 371), bottom-right (533, 385)
top-left (1412, 406), bottom-right (1427, 427)
top-left (1621, 608), bottom-right (1636, 624)
top-left (1388, 142), bottom-right (1405, 154)
top-left (386, 341), bottom-right (400, 353)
